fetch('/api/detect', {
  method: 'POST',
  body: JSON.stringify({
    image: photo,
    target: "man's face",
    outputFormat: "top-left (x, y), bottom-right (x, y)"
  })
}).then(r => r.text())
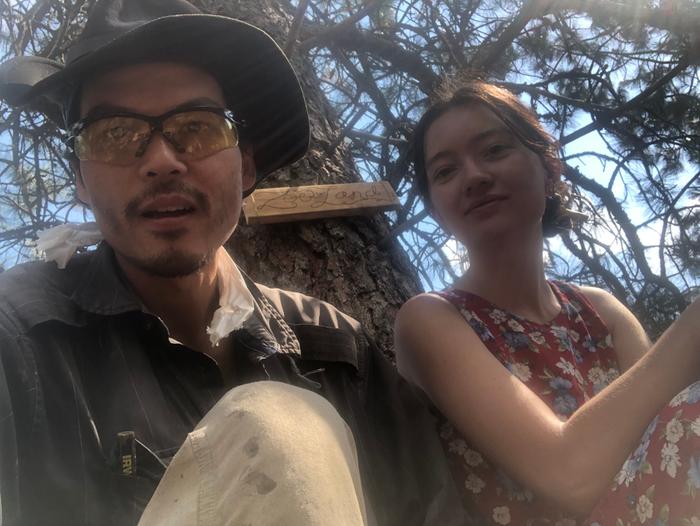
top-left (76, 62), bottom-right (256, 278)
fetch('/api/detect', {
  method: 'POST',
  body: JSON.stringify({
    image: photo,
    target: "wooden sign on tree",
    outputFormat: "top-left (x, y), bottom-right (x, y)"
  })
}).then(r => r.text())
top-left (242, 181), bottom-right (401, 224)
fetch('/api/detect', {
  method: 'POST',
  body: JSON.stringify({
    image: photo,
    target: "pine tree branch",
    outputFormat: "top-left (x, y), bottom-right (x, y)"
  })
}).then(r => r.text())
top-left (561, 57), bottom-right (690, 145)
top-left (552, 0), bottom-right (700, 38)
top-left (299, 0), bottom-right (383, 53)
top-left (307, 28), bottom-right (439, 93)
top-left (284, 0), bottom-right (310, 56)
top-left (470, 0), bottom-right (557, 72)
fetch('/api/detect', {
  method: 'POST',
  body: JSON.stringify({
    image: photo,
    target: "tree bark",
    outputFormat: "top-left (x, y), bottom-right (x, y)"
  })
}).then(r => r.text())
top-left (195, 0), bottom-right (422, 357)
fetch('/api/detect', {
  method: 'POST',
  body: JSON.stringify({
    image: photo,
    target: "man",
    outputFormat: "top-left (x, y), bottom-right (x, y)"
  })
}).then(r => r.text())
top-left (0, 1), bottom-right (471, 525)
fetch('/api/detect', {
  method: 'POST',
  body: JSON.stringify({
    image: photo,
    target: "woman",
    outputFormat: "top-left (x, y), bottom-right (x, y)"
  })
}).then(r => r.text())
top-left (394, 79), bottom-right (700, 524)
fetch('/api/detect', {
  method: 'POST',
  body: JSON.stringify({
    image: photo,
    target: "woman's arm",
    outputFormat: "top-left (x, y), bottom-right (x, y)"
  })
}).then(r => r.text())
top-left (395, 293), bottom-right (700, 517)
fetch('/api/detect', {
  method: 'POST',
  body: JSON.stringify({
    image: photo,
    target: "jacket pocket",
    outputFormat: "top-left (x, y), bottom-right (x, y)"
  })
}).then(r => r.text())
top-left (291, 324), bottom-right (359, 370)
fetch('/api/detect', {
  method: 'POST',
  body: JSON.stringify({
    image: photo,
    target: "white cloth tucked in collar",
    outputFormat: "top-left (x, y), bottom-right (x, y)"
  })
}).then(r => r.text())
top-left (36, 222), bottom-right (104, 269)
top-left (36, 222), bottom-right (254, 346)
top-left (206, 247), bottom-right (254, 346)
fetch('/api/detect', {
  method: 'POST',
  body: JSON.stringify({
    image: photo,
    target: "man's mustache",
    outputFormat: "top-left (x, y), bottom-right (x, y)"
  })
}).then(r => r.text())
top-left (124, 180), bottom-right (210, 218)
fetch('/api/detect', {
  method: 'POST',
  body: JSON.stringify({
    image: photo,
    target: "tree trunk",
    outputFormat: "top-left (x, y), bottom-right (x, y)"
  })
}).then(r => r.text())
top-left (195, 0), bottom-right (421, 357)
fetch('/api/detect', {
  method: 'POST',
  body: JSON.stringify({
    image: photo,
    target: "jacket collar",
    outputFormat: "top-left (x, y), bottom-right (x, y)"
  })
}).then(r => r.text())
top-left (240, 274), bottom-right (301, 357)
top-left (70, 242), bottom-right (301, 357)
top-left (71, 242), bottom-right (143, 316)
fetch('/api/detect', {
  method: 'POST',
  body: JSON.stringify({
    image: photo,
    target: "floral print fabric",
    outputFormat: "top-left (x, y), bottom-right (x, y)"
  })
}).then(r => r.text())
top-left (435, 281), bottom-right (700, 525)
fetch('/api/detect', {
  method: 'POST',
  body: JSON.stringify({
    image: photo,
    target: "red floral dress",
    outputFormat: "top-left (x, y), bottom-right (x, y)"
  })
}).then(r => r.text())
top-left (435, 281), bottom-right (700, 526)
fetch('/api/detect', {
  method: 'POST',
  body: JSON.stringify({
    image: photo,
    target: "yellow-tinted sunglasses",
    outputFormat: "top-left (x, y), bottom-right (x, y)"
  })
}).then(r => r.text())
top-left (67, 106), bottom-right (241, 165)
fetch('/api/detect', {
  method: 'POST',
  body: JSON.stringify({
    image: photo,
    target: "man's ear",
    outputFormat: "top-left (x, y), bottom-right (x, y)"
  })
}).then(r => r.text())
top-left (240, 145), bottom-right (257, 193)
top-left (73, 161), bottom-right (92, 208)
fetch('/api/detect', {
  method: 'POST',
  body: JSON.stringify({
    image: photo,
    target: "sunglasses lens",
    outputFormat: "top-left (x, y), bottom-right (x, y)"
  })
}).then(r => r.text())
top-left (163, 111), bottom-right (238, 160)
top-left (75, 117), bottom-right (150, 165)
top-left (73, 110), bottom-right (239, 164)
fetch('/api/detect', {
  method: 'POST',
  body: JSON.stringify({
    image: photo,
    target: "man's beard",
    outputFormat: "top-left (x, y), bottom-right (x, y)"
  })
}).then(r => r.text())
top-left (119, 180), bottom-right (214, 277)
top-left (122, 247), bottom-right (212, 278)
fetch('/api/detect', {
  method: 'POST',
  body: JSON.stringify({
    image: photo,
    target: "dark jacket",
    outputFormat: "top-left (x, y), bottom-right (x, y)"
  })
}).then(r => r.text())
top-left (0, 244), bottom-right (471, 525)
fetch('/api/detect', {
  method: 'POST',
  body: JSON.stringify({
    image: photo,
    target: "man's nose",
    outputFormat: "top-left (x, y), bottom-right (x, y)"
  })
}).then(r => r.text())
top-left (137, 133), bottom-right (188, 178)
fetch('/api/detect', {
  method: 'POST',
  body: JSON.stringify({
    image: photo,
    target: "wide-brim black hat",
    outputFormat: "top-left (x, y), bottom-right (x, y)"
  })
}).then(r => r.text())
top-left (0, 0), bottom-right (310, 187)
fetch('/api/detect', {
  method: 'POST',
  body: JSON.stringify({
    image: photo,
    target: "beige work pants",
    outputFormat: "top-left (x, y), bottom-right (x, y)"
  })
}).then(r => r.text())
top-left (138, 381), bottom-right (368, 526)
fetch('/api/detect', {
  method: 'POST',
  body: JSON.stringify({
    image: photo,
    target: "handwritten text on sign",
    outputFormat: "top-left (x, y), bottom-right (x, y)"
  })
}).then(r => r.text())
top-left (242, 181), bottom-right (401, 224)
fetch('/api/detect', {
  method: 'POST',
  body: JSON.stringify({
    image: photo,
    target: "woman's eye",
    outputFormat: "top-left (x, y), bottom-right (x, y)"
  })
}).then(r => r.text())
top-left (484, 143), bottom-right (510, 157)
top-left (432, 166), bottom-right (455, 181)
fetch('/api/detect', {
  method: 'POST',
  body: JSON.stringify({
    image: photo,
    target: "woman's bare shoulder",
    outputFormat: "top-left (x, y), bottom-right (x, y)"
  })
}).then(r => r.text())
top-left (577, 285), bottom-right (649, 367)
top-left (396, 292), bottom-right (467, 332)
top-left (395, 292), bottom-right (484, 380)
top-left (577, 285), bottom-right (629, 325)
top-left (399, 291), bottom-right (453, 311)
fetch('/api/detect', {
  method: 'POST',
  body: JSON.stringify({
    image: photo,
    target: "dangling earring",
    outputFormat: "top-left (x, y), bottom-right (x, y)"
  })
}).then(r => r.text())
top-left (543, 176), bottom-right (560, 223)
top-left (542, 193), bottom-right (561, 225)
top-left (542, 179), bottom-right (588, 237)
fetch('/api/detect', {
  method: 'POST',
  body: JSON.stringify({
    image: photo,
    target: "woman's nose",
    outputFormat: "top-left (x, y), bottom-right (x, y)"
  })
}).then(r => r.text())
top-left (460, 159), bottom-right (493, 195)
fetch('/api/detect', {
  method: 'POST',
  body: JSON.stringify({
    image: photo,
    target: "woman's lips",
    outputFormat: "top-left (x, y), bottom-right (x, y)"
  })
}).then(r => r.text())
top-left (465, 195), bottom-right (508, 215)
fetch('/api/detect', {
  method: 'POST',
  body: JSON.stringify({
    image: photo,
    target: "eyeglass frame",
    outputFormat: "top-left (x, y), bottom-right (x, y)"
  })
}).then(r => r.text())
top-left (64, 105), bottom-right (244, 161)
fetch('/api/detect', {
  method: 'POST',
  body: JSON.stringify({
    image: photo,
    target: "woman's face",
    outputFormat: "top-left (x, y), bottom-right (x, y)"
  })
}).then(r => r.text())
top-left (424, 103), bottom-right (551, 249)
